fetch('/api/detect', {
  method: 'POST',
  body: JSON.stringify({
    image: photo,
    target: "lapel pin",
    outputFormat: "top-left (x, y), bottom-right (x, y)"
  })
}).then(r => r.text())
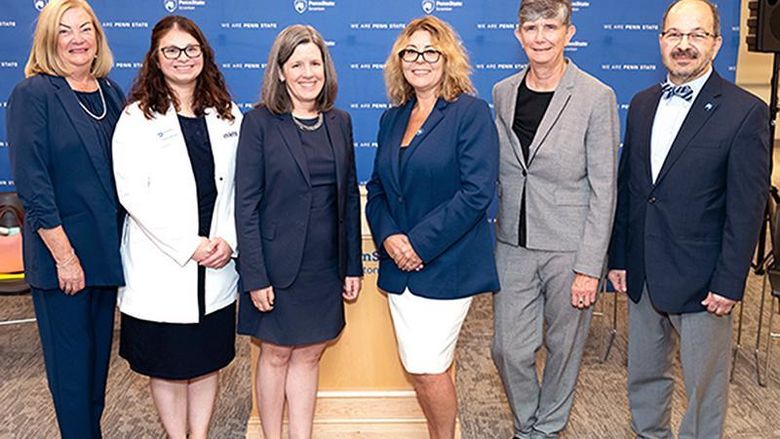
top-left (704, 103), bottom-right (713, 111)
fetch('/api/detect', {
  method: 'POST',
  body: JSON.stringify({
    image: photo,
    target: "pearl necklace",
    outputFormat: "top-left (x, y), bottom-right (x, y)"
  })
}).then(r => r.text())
top-left (75, 78), bottom-right (107, 121)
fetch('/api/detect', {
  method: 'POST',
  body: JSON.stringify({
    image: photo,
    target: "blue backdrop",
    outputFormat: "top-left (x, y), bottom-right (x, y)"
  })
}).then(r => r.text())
top-left (0, 0), bottom-right (741, 190)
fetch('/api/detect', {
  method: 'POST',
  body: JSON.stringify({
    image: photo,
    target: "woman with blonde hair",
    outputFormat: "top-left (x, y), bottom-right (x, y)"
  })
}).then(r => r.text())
top-left (366, 15), bottom-right (500, 439)
top-left (6, 0), bottom-right (123, 437)
top-left (235, 24), bottom-right (362, 439)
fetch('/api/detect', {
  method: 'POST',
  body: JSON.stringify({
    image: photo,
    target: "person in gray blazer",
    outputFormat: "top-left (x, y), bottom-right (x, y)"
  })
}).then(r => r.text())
top-left (491, 1), bottom-right (619, 437)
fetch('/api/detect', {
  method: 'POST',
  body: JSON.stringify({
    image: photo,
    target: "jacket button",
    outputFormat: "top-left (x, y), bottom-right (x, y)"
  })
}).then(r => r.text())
top-left (397, 196), bottom-right (403, 203)
top-left (522, 170), bottom-right (527, 177)
top-left (648, 196), bottom-right (657, 204)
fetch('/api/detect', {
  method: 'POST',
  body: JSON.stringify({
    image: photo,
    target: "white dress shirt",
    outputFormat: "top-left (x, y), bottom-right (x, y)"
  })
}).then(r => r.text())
top-left (650, 67), bottom-right (712, 183)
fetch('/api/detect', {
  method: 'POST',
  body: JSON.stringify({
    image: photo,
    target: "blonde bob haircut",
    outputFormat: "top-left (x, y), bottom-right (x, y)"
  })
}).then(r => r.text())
top-left (384, 16), bottom-right (475, 107)
top-left (261, 24), bottom-right (338, 115)
top-left (24, 0), bottom-right (113, 79)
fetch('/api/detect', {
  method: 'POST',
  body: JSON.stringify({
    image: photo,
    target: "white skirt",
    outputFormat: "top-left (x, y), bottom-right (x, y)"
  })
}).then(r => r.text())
top-left (387, 288), bottom-right (473, 374)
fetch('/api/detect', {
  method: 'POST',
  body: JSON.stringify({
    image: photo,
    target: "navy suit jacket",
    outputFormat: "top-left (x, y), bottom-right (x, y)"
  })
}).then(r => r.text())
top-left (7, 74), bottom-right (125, 290)
top-left (608, 71), bottom-right (770, 313)
top-left (235, 106), bottom-right (362, 291)
top-left (366, 94), bottom-right (500, 299)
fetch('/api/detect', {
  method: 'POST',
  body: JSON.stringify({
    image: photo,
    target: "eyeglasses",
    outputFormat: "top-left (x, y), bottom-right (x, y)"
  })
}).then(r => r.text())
top-left (160, 44), bottom-right (202, 60)
top-left (399, 49), bottom-right (442, 64)
top-left (660, 30), bottom-right (717, 44)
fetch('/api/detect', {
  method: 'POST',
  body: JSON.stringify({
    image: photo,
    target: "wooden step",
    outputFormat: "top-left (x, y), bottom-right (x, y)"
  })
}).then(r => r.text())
top-left (246, 391), bottom-right (461, 438)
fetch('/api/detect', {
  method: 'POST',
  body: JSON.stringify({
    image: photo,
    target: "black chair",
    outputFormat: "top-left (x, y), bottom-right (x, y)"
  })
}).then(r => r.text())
top-left (0, 192), bottom-right (34, 327)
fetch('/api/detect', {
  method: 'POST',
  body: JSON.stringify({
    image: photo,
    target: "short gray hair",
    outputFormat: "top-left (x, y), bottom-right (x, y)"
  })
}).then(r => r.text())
top-left (518, 0), bottom-right (572, 26)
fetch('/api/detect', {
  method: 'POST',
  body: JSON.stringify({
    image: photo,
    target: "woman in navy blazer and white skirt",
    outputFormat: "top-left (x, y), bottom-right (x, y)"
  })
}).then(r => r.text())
top-left (365, 16), bottom-right (500, 439)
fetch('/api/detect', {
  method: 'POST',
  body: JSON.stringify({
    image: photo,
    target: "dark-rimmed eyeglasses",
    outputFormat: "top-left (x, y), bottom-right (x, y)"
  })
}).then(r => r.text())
top-left (160, 44), bottom-right (202, 60)
top-left (399, 49), bottom-right (442, 64)
top-left (660, 30), bottom-right (717, 44)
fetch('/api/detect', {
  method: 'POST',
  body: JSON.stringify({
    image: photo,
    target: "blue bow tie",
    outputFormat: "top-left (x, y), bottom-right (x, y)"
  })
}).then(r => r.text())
top-left (660, 82), bottom-right (694, 102)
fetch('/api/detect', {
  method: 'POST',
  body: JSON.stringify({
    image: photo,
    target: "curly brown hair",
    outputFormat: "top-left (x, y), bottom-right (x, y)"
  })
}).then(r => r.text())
top-left (128, 15), bottom-right (234, 121)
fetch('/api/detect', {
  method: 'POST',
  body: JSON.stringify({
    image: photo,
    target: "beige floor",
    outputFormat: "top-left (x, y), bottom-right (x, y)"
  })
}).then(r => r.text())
top-left (3, 270), bottom-right (780, 438)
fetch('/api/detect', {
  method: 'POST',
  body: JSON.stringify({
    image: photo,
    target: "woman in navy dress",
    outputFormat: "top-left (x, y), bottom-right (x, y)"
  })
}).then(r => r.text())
top-left (112, 16), bottom-right (241, 439)
top-left (235, 25), bottom-right (362, 439)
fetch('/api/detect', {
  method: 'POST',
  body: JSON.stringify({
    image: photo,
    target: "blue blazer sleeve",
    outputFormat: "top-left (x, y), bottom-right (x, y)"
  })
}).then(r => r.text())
top-left (365, 111), bottom-right (402, 254)
top-left (608, 100), bottom-right (635, 271)
top-left (344, 114), bottom-right (363, 277)
top-left (407, 98), bottom-right (499, 263)
top-left (7, 79), bottom-right (62, 231)
top-left (709, 100), bottom-right (770, 300)
top-left (235, 111), bottom-right (271, 291)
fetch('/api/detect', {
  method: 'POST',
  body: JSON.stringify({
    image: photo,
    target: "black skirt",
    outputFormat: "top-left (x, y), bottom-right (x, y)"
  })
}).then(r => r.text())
top-left (119, 298), bottom-right (236, 380)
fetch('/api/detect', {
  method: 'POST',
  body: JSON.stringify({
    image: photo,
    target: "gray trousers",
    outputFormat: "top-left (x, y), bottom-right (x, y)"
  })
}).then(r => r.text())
top-left (628, 287), bottom-right (732, 439)
top-left (492, 242), bottom-right (592, 439)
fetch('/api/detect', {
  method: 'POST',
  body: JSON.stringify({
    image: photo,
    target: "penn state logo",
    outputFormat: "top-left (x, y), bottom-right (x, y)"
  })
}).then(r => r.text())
top-left (421, 0), bottom-right (435, 14)
top-left (164, 0), bottom-right (179, 13)
top-left (33, 0), bottom-right (49, 12)
top-left (294, 0), bottom-right (308, 14)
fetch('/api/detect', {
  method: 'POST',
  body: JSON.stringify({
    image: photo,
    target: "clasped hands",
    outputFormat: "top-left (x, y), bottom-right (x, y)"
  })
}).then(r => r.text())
top-left (383, 234), bottom-right (423, 272)
top-left (192, 236), bottom-right (233, 269)
top-left (607, 269), bottom-right (736, 316)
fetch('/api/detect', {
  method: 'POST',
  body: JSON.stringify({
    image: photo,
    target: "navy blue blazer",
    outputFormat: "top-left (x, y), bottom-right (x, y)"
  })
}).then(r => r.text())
top-left (7, 74), bottom-right (125, 290)
top-left (235, 106), bottom-right (362, 292)
top-left (366, 94), bottom-right (500, 299)
top-left (608, 71), bottom-right (770, 313)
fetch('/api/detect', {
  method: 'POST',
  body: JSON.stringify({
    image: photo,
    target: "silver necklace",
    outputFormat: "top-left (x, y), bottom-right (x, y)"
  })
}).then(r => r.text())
top-left (76, 78), bottom-right (107, 121)
top-left (292, 113), bottom-right (323, 131)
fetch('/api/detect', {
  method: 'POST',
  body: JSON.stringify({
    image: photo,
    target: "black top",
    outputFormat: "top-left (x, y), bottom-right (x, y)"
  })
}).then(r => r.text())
top-left (178, 114), bottom-right (217, 236)
top-left (512, 77), bottom-right (554, 247)
top-left (295, 116), bottom-right (336, 186)
top-left (75, 89), bottom-right (121, 171)
top-left (512, 76), bottom-right (554, 164)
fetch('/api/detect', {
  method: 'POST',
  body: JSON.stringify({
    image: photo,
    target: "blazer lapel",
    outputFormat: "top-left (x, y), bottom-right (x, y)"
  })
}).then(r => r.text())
top-left (276, 114), bottom-right (311, 187)
top-left (401, 97), bottom-right (447, 171)
top-left (323, 111), bottom-right (345, 196)
top-left (653, 72), bottom-right (722, 187)
top-left (50, 76), bottom-right (115, 201)
top-left (526, 62), bottom-right (576, 166)
top-left (388, 100), bottom-right (414, 192)
top-left (499, 70), bottom-right (528, 169)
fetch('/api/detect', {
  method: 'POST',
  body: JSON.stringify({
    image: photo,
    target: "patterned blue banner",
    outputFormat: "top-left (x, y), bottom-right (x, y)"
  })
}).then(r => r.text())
top-left (0, 0), bottom-right (741, 190)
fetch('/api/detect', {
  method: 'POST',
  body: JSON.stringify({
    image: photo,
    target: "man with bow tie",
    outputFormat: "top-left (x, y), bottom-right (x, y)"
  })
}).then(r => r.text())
top-left (607, 0), bottom-right (770, 437)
